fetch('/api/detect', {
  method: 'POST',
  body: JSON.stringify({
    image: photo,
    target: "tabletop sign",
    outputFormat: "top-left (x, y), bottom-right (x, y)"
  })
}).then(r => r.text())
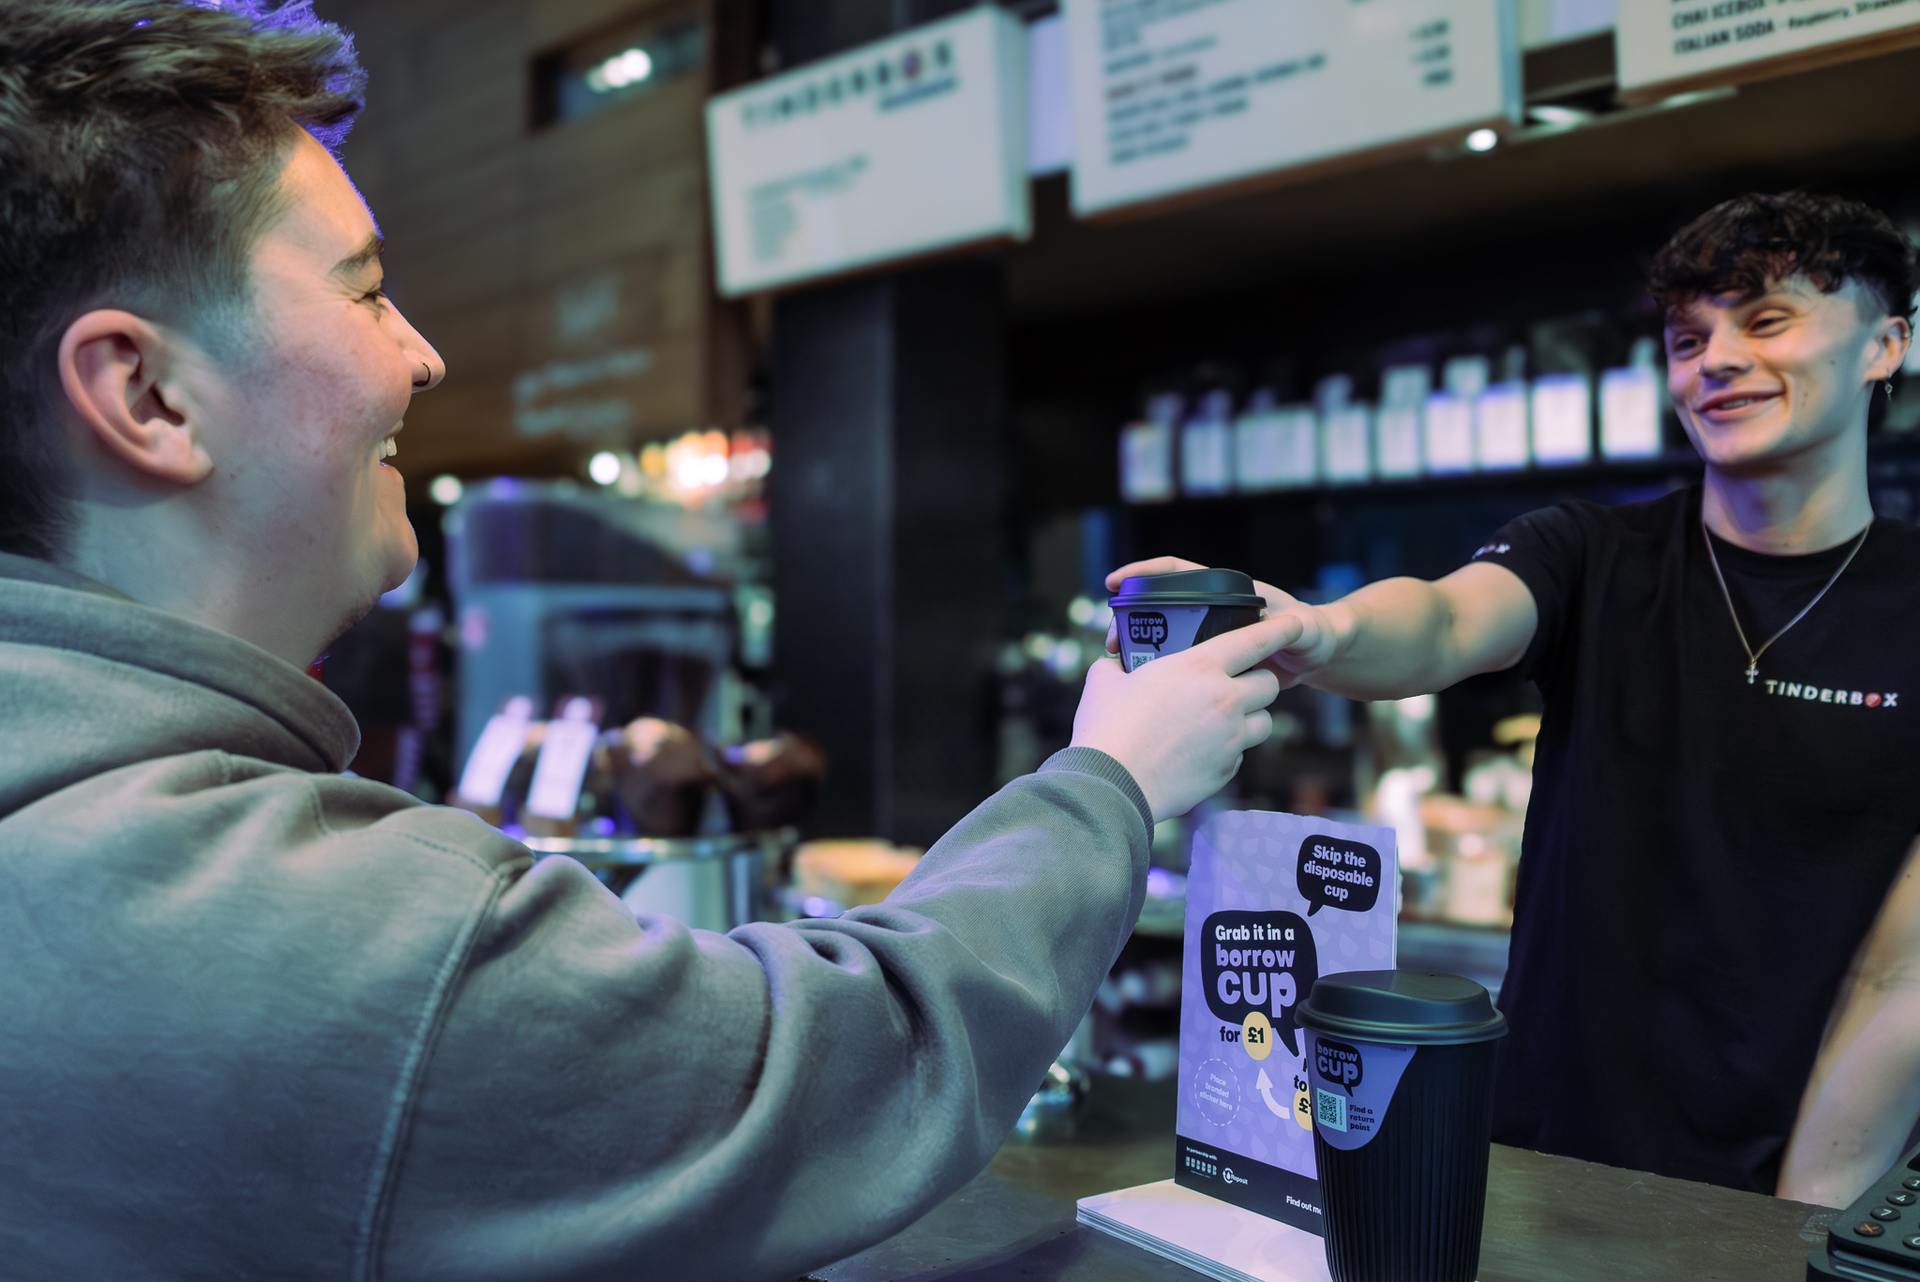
top-left (1062, 0), bottom-right (1519, 218)
top-left (1618, 0), bottom-right (1920, 100)
top-left (455, 694), bottom-right (534, 811)
top-left (524, 697), bottom-right (602, 824)
top-left (705, 7), bottom-right (1030, 297)
top-left (1173, 810), bottom-right (1397, 1234)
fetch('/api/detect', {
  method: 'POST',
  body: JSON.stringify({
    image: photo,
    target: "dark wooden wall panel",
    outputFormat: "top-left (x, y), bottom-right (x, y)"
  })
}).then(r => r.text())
top-left (315, 0), bottom-right (747, 479)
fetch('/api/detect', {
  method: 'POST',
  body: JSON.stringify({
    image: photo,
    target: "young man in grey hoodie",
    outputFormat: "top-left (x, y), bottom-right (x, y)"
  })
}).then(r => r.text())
top-left (0, 4), bottom-right (1292, 1279)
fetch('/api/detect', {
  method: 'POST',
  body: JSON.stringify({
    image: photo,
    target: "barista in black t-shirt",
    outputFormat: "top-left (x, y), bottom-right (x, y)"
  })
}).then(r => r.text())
top-left (1111, 192), bottom-right (1920, 1205)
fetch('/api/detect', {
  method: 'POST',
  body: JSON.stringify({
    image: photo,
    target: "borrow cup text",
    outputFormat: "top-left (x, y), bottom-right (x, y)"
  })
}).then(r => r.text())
top-left (1200, 909), bottom-right (1319, 1056)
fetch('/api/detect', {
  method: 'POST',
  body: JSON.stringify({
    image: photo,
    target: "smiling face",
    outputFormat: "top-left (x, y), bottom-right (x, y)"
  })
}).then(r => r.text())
top-left (192, 131), bottom-right (444, 643)
top-left (1665, 276), bottom-right (1902, 476)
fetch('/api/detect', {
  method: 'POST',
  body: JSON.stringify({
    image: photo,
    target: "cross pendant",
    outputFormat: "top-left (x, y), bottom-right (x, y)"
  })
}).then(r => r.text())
top-left (1746, 664), bottom-right (1758, 685)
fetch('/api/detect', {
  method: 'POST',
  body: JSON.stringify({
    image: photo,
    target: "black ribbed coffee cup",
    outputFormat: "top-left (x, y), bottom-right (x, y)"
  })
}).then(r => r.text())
top-left (1298, 971), bottom-right (1507, 1282)
top-left (1108, 569), bottom-right (1265, 673)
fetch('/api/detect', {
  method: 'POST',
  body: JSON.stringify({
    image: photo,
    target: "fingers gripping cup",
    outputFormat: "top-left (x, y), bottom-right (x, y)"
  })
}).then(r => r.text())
top-left (1108, 569), bottom-right (1266, 673)
top-left (1297, 971), bottom-right (1507, 1282)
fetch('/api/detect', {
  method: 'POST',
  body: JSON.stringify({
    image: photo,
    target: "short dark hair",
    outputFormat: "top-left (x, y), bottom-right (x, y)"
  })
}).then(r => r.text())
top-left (0, 0), bottom-right (365, 560)
top-left (1649, 191), bottom-right (1920, 326)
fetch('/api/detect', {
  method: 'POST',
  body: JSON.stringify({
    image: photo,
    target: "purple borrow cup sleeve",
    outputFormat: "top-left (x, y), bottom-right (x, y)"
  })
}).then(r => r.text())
top-left (1108, 568), bottom-right (1266, 673)
top-left (1298, 970), bottom-right (1507, 1282)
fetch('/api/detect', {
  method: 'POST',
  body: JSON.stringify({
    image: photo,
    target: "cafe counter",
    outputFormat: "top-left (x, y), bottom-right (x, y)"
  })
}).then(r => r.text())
top-left (808, 1077), bottom-right (1835, 1282)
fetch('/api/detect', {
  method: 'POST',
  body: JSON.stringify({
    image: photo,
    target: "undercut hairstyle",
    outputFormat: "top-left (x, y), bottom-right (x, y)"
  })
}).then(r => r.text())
top-left (1649, 191), bottom-right (1920, 326)
top-left (0, 0), bottom-right (365, 559)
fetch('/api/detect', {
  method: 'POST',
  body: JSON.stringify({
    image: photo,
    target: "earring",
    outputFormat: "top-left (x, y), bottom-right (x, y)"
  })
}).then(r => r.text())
top-left (1888, 380), bottom-right (1898, 401)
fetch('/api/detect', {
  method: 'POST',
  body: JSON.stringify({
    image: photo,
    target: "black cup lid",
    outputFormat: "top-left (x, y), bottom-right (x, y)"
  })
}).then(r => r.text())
top-left (1297, 970), bottom-right (1508, 1047)
top-left (1109, 569), bottom-right (1265, 610)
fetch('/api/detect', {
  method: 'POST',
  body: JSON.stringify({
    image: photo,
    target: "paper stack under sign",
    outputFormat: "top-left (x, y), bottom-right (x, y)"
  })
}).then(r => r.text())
top-left (1077, 1179), bottom-right (1332, 1282)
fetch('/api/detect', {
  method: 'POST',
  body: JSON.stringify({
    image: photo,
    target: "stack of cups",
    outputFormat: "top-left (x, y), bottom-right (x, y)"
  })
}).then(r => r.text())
top-left (1297, 970), bottom-right (1508, 1282)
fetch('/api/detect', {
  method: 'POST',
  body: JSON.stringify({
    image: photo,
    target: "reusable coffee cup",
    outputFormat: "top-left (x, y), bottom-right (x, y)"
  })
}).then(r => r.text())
top-left (1297, 970), bottom-right (1508, 1282)
top-left (1108, 569), bottom-right (1265, 673)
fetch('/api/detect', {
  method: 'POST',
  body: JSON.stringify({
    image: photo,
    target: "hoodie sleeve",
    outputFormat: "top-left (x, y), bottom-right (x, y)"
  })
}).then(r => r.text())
top-left (375, 750), bottom-right (1152, 1282)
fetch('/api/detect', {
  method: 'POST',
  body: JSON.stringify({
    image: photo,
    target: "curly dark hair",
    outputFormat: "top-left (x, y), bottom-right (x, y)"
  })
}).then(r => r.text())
top-left (0, 0), bottom-right (365, 560)
top-left (1648, 191), bottom-right (1920, 326)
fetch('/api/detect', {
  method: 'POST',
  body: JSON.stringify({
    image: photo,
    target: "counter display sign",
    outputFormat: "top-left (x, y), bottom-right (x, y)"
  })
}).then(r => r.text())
top-left (1062, 0), bottom-right (1519, 218)
top-left (1173, 810), bottom-right (1397, 1235)
top-left (1618, 0), bottom-right (1920, 101)
top-left (704, 8), bottom-right (1030, 297)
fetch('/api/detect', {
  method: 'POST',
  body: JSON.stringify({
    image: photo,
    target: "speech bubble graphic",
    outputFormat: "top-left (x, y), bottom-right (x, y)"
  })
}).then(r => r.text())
top-left (1314, 1037), bottom-right (1364, 1095)
top-left (1296, 834), bottom-right (1382, 917)
top-left (1126, 611), bottom-right (1170, 650)
top-left (1200, 909), bottom-right (1319, 1056)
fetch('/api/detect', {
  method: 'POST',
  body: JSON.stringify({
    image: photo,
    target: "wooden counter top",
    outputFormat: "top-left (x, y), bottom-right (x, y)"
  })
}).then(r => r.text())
top-left (809, 1079), bottom-right (1835, 1282)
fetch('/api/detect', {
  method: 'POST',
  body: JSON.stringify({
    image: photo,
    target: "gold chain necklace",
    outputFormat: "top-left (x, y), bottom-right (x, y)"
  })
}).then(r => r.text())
top-left (1701, 515), bottom-right (1870, 685)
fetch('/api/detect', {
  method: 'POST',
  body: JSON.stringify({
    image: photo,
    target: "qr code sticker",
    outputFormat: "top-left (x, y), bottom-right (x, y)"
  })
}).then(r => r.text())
top-left (1315, 1089), bottom-right (1348, 1133)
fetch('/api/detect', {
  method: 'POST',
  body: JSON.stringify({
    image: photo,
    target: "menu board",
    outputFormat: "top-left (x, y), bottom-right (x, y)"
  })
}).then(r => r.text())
top-left (1063, 0), bottom-right (1520, 218)
top-left (705, 8), bottom-right (1030, 297)
top-left (1619, 0), bottom-right (1920, 99)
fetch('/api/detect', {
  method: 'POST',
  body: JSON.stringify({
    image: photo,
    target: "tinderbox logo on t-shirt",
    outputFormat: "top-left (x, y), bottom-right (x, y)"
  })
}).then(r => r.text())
top-left (1759, 677), bottom-right (1900, 710)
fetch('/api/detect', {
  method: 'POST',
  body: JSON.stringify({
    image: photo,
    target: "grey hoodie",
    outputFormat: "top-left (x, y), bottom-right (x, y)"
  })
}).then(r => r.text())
top-left (0, 554), bottom-right (1152, 1282)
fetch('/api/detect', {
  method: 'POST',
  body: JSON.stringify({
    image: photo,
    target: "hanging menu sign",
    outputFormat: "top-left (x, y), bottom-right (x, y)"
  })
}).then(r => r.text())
top-left (1062, 0), bottom-right (1519, 219)
top-left (1618, 1), bottom-right (1920, 100)
top-left (705, 7), bottom-right (1030, 297)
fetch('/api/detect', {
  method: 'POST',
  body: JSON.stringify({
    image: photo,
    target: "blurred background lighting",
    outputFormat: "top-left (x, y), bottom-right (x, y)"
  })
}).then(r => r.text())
top-left (592, 47), bottom-right (654, 93)
top-left (588, 451), bottom-right (623, 486)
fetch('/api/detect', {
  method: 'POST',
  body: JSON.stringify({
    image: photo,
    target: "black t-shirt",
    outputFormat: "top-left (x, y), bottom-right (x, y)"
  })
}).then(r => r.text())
top-left (1472, 486), bottom-right (1920, 1193)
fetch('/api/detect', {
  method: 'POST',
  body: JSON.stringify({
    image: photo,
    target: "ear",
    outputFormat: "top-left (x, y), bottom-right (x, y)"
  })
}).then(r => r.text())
top-left (56, 310), bottom-right (214, 486)
top-left (1868, 312), bottom-right (1913, 385)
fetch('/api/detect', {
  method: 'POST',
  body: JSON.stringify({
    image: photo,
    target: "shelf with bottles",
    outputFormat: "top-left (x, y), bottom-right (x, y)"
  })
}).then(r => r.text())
top-left (1107, 301), bottom-right (1920, 511)
top-left (1113, 430), bottom-right (1920, 514)
top-left (1118, 336), bottom-right (1673, 503)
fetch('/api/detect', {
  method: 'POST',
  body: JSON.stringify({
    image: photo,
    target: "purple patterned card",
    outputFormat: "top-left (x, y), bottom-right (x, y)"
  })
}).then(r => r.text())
top-left (1171, 810), bottom-right (1397, 1234)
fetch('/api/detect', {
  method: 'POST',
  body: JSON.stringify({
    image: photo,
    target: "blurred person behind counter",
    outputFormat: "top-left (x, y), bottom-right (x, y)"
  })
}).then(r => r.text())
top-left (0, 3), bottom-right (1293, 1279)
top-left (1114, 191), bottom-right (1920, 1207)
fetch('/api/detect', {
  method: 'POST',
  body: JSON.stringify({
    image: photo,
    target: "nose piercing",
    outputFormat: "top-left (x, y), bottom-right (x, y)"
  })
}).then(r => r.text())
top-left (416, 361), bottom-right (432, 387)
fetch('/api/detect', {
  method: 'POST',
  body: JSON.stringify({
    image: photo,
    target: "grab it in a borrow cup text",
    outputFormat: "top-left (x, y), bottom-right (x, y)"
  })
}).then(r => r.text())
top-left (1202, 909), bottom-right (1318, 1057)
